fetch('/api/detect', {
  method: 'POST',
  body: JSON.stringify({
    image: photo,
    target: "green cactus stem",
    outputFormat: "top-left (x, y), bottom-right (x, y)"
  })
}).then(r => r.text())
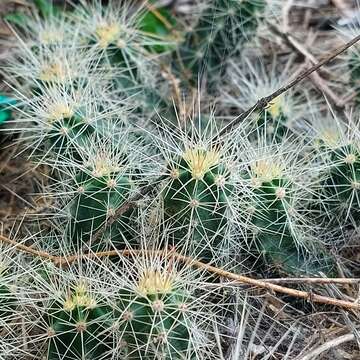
top-left (162, 147), bottom-right (231, 258)
top-left (70, 163), bottom-right (135, 248)
top-left (0, 267), bottom-right (14, 321)
top-left (178, 0), bottom-right (266, 87)
top-left (45, 105), bottom-right (94, 159)
top-left (321, 143), bottom-right (360, 227)
top-left (117, 270), bottom-right (192, 359)
top-left (245, 159), bottom-right (333, 275)
top-left (46, 282), bottom-right (113, 360)
top-left (349, 53), bottom-right (360, 104)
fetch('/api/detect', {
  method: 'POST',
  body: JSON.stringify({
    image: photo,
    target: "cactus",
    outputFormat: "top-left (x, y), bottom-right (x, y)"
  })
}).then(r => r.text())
top-left (69, 164), bottom-right (134, 248)
top-left (57, 133), bottom-right (143, 249)
top-left (46, 282), bottom-right (113, 360)
top-left (323, 143), bottom-right (360, 226)
top-left (0, 266), bottom-right (14, 321)
top-left (46, 104), bottom-right (94, 160)
top-left (239, 141), bottom-right (334, 275)
top-left (335, 20), bottom-right (360, 104)
top-left (11, 85), bottom-right (101, 162)
top-left (313, 118), bottom-right (360, 229)
top-left (178, 0), bottom-right (266, 88)
top-left (223, 59), bottom-right (312, 144)
top-left (112, 246), bottom-right (215, 360)
top-left (162, 146), bottom-right (232, 258)
top-left (5, 41), bottom-right (93, 95)
top-left (3, 1), bottom-right (360, 358)
top-left (75, 1), bottom-right (175, 92)
top-left (348, 51), bottom-right (360, 103)
top-left (116, 270), bottom-right (192, 359)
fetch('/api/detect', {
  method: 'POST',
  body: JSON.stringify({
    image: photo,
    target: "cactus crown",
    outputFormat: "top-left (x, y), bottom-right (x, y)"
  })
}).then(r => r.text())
top-left (63, 282), bottom-right (97, 311)
top-left (137, 269), bottom-right (174, 296)
top-left (95, 22), bottom-right (121, 49)
top-left (182, 147), bottom-right (220, 180)
top-left (251, 159), bottom-right (284, 183)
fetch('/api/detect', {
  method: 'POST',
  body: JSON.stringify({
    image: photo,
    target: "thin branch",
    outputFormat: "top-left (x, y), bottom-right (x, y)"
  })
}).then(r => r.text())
top-left (262, 278), bottom-right (360, 285)
top-left (1, 234), bottom-right (358, 312)
top-left (267, 21), bottom-right (344, 108)
top-left (298, 333), bottom-right (356, 360)
top-left (92, 179), bottom-right (165, 242)
top-left (58, 250), bottom-right (360, 311)
top-left (0, 234), bottom-right (58, 262)
top-left (214, 33), bottom-right (360, 140)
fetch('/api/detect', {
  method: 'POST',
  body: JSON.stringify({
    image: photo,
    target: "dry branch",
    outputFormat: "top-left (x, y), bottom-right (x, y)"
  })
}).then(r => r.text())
top-left (215, 33), bottom-right (360, 139)
top-left (298, 332), bottom-right (356, 360)
top-left (1, 233), bottom-right (359, 311)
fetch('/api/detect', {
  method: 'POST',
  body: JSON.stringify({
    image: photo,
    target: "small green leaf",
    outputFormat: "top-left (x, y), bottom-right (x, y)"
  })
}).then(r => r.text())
top-left (33, 0), bottom-right (60, 18)
top-left (138, 7), bottom-right (176, 53)
top-left (4, 12), bottom-right (31, 27)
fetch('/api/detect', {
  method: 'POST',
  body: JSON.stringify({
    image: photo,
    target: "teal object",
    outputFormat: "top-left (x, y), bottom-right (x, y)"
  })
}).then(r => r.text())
top-left (0, 95), bottom-right (17, 125)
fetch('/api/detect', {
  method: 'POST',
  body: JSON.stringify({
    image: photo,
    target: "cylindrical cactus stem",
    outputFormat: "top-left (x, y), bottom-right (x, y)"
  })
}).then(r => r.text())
top-left (46, 105), bottom-right (94, 159)
top-left (245, 159), bottom-right (301, 272)
top-left (116, 270), bottom-right (194, 359)
top-left (178, 0), bottom-right (266, 86)
top-left (70, 162), bottom-right (135, 248)
top-left (162, 147), bottom-right (232, 258)
top-left (242, 154), bottom-right (334, 275)
top-left (321, 143), bottom-right (360, 227)
top-left (311, 118), bottom-right (360, 228)
top-left (46, 282), bottom-right (113, 360)
top-left (334, 21), bottom-right (360, 104)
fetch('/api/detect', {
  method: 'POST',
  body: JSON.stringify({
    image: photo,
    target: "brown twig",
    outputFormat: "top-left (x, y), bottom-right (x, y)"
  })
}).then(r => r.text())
top-left (297, 332), bottom-right (356, 360)
top-left (214, 33), bottom-right (360, 140)
top-left (45, 250), bottom-right (360, 311)
top-left (92, 180), bottom-right (165, 242)
top-left (1, 235), bottom-right (359, 311)
top-left (267, 21), bottom-right (344, 108)
top-left (0, 234), bottom-right (58, 262)
top-left (262, 278), bottom-right (360, 285)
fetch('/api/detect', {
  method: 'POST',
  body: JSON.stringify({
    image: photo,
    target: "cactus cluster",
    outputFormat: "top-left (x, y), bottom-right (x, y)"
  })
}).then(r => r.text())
top-left (1, 0), bottom-right (360, 358)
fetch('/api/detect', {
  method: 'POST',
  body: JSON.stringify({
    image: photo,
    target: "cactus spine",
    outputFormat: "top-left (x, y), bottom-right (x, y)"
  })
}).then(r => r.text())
top-left (0, 266), bottom-right (14, 321)
top-left (319, 139), bottom-right (360, 228)
top-left (242, 152), bottom-right (333, 275)
top-left (70, 164), bottom-right (134, 247)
